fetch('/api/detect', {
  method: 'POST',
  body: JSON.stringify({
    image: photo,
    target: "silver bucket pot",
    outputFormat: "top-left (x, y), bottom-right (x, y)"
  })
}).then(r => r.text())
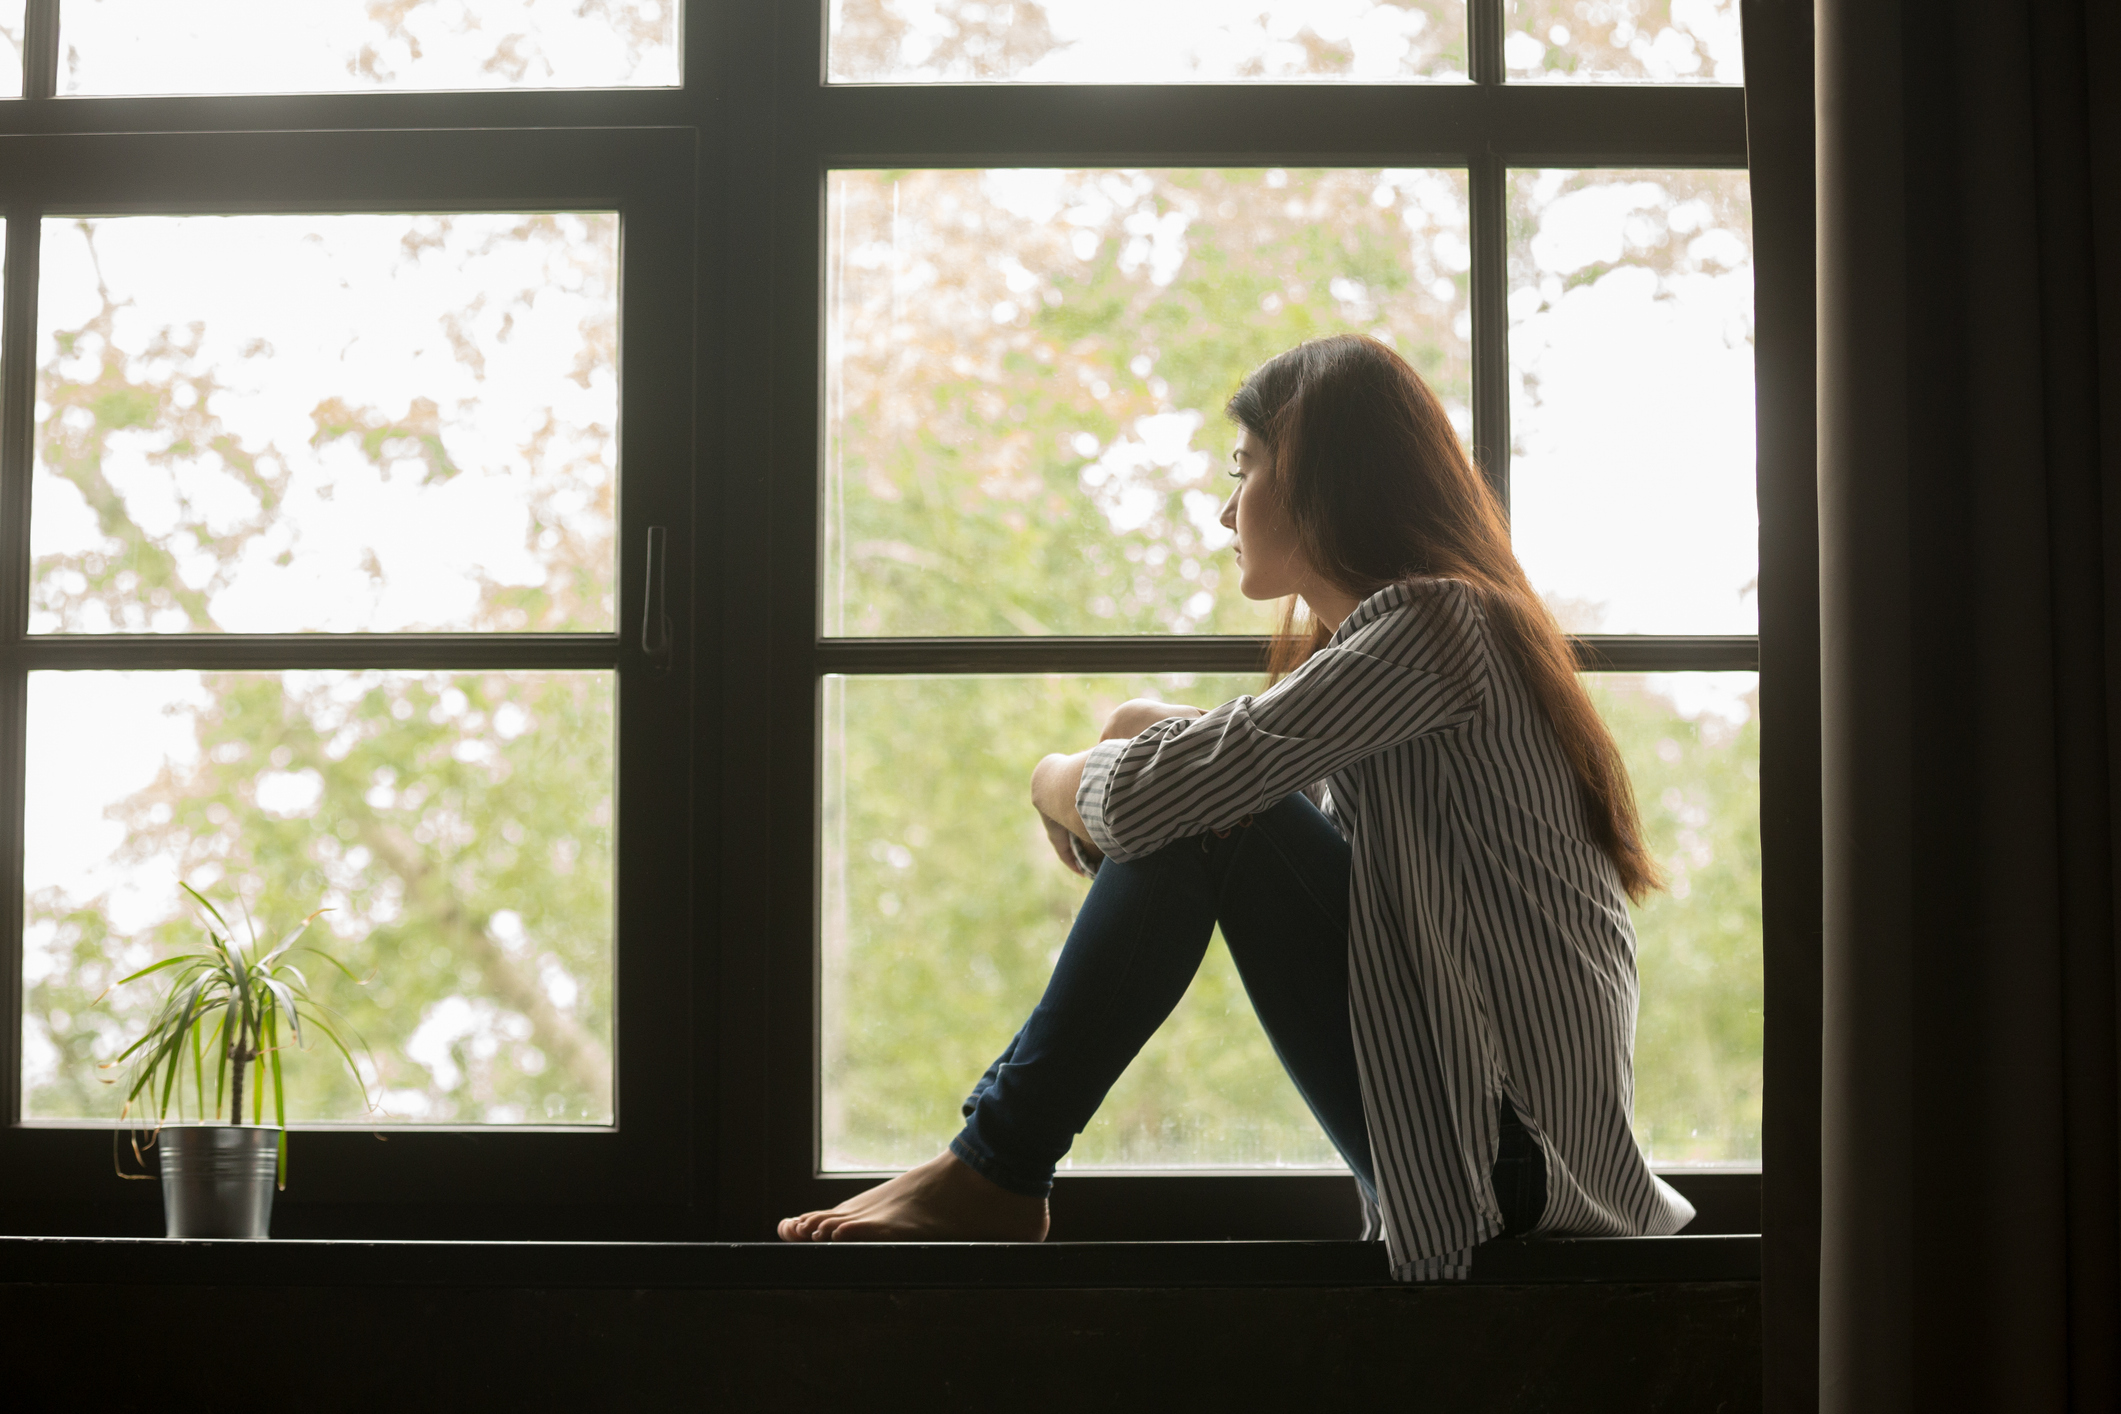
top-left (158, 1125), bottom-right (278, 1239)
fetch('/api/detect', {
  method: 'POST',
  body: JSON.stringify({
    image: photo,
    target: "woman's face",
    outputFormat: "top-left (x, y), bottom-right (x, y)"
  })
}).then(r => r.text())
top-left (1219, 426), bottom-right (1307, 602)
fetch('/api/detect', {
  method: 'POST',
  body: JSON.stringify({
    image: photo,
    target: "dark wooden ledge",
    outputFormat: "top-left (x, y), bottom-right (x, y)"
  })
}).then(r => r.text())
top-left (0, 1233), bottom-right (1758, 1289)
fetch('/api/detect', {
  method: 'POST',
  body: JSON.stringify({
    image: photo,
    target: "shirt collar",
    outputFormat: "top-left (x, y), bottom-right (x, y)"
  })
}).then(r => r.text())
top-left (1324, 581), bottom-right (1414, 649)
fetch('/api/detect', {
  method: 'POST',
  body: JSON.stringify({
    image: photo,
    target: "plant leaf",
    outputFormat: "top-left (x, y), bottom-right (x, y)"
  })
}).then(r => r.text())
top-left (260, 977), bottom-right (303, 1049)
top-left (260, 908), bottom-right (327, 968)
top-left (180, 882), bottom-right (231, 932)
top-left (109, 953), bottom-right (208, 989)
top-left (288, 945), bottom-right (373, 986)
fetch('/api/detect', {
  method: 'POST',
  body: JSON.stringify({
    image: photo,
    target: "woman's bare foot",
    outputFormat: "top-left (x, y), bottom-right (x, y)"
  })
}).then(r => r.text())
top-left (776, 1150), bottom-right (1050, 1243)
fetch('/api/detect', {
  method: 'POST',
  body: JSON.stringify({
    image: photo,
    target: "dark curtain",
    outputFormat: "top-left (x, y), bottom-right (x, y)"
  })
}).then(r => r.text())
top-left (1741, 3), bottom-right (1823, 1410)
top-left (1818, 0), bottom-right (2121, 1409)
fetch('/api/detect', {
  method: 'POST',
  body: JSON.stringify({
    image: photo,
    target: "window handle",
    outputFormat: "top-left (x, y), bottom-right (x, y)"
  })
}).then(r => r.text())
top-left (641, 525), bottom-right (674, 676)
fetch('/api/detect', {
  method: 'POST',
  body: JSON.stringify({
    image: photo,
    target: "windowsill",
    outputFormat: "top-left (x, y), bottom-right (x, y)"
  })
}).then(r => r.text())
top-left (0, 1233), bottom-right (1758, 1288)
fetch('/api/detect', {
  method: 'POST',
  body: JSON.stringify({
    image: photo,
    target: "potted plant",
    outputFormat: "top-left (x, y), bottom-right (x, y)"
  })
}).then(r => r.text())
top-left (102, 885), bottom-right (373, 1239)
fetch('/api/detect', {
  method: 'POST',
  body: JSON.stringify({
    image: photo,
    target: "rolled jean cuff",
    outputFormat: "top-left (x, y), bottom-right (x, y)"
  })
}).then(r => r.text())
top-left (948, 1129), bottom-right (1054, 1199)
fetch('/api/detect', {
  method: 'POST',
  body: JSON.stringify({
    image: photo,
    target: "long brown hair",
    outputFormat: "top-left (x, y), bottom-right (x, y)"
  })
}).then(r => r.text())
top-left (1226, 334), bottom-right (1662, 901)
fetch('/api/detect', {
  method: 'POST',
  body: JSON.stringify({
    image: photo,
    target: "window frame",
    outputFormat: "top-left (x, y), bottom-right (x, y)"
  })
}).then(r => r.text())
top-left (0, 14), bottom-right (703, 1234)
top-left (758, 1), bottom-right (1767, 1239)
top-left (0, 2), bottom-right (1812, 1246)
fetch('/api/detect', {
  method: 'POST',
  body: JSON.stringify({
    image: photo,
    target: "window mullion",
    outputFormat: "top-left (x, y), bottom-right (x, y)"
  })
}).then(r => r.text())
top-left (1470, 152), bottom-right (1510, 513)
top-left (1469, 0), bottom-right (1506, 87)
top-left (1469, 0), bottom-right (1509, 512)
top-left (0, 193), bottom-right (31, 1127)
top-left (812, 637), bottom-right (1761, 678)
top-left (19, 634), bottom-right (626, 673)
top-left (22, 0), bottom-right (58, 102)
top-left (1, 203), bottom-right (34, 646)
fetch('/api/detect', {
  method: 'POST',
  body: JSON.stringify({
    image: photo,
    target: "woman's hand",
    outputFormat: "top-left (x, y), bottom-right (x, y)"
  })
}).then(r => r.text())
top-left (1039, 810), bottom-right (1100, 876)
top-left (1100, 698), bottom-right (1204, 741)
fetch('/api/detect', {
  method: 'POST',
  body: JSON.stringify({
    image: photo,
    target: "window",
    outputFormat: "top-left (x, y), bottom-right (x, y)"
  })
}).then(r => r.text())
top-left (1, 2), bottom-right (1770, 1240)
top-left (0, 4), bottom-right (695, 1231)
top-left (790, 2), bottom-right (1759, 1234)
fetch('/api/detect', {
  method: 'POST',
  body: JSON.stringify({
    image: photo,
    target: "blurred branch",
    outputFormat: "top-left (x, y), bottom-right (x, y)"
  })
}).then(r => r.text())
top-left (360, 820), bottom-right (612, 1106)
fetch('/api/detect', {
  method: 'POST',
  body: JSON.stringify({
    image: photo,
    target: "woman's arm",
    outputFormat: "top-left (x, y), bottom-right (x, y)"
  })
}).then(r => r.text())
top-left (1031, 700), bottom-right (1205, 873)
top-left (1032, 749), bottom-right (1092, 840)
top-left (1079, 598), bottom-right (1485, 864)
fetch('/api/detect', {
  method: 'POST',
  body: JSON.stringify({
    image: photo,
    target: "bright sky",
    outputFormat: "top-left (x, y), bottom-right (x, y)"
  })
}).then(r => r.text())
top-left (60, 0), bottom-right (678, 95)
top-left (833, 0), bottom-right (1464, 81)
top-left (33, 213), bottom-right (617, 636)
top-left (0, 1), bottom-right (22, 99)
top-left (829, 1), bottom-right (1743, 84)
top-left (1508, 175), bottom-right (1758, 643)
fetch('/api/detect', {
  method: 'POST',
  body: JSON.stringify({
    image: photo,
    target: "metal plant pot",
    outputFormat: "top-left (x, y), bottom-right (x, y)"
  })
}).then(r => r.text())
top-left (158, 1125), bottom-right (278, 1239)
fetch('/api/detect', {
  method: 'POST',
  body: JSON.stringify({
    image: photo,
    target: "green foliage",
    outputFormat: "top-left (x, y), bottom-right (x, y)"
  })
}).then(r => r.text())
top-left (823, 166), bottom-right (1762, 1170)
top-left (30, 669), bottom-right (615, 1126)
top-left (825, 674), bottom-right (1337, 1169)
top-left (1590, 677), bottom-right (1762, 1161)
top-left (826, 167), bottom-right (1468, 638)
top-left (827, 672), bottom-right (1763, 1170)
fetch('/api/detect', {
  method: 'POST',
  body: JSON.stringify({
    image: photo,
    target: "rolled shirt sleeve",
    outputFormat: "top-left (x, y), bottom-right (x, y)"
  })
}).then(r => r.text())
top-left (1075, 738), bottom-right (1132, 861)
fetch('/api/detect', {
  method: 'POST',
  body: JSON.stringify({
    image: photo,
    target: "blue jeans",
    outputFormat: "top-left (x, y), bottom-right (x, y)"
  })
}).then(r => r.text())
top-left (950, 792), bottom-right (1547, 1236)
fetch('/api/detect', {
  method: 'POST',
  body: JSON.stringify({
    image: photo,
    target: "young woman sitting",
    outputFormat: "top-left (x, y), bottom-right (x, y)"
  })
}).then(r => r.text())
top-left (778, 333), bottom-right (1695, 1279)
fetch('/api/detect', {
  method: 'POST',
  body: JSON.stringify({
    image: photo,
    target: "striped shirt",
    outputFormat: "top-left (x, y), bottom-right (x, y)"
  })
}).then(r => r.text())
top-left (1076, 577), bottom-right (1695, 1280)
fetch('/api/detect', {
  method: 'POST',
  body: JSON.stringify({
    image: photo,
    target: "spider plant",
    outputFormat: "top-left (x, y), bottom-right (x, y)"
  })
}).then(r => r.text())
top-left (101, 884), bottom-right (373, 1187)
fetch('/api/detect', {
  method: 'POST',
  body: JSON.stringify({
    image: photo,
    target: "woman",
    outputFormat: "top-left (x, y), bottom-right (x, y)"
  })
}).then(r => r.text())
top-left (779, 334), bottom-right (1695, 1278)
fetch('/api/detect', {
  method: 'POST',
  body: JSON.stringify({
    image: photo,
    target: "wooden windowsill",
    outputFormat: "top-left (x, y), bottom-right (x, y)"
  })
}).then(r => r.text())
top-left (0, 1232), bottom-right (1759, 1289)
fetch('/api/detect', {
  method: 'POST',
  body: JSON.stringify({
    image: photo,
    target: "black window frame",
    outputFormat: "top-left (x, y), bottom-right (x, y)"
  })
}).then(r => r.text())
top-left (750, 1), bottom-right (1771, 1241)
top-left (0, 2), bottom-right (1814, 1247)
top-left (0, 5), bottom-right (702, 1237)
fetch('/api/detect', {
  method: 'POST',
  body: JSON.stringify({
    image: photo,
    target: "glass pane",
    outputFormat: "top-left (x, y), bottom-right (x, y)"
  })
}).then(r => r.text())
top-left (1593, 671), bottom-right (1760, 1165)
top-left (61, 0), bottom-right (680, 95)
top-left (823, 668), bottom-right (1762, 1171)
top-left (1503, 0), bottom-right (1741, 83)
top-left (829, 1), bottom-right (1465, 83)
top-left (22, 669), bottom-right (614, 1126)
top-left (34, 213), bottom-right (617, 635)
top-left (821, 672), bottom-right (1344, 1171)
top-left (826, 167), bottom-right (1471, 637)
top-left (0, 1), bottom-right (24, 100)
top-left (1506, 168), bottom-right (1754, 634)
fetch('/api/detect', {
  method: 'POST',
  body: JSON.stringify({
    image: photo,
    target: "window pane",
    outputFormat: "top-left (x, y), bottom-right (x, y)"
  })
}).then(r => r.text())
top-left (0, 2), bottom-right (24, 99)
top-left (60, 0), bottom-right (680, 95)
top-left (826, 167), bottom-right (1471, 637)
top-left (34, 213), bottom-right (617, 635)
top-left (1506, 168), bottom-right (1754, 634)
top-left (821, 673), bottom-right (1343, 1171)
top-left (1593, 671), bottom-right (1760, 1165)
top-left (22, 669), bottom-right (615, 1126)
top-left (823, 668), bottom-right (1762, 1171)
top-left (1503, 0), bottom-right (1741, 83)
top-left (829, 1), bottom-right (1465, 83)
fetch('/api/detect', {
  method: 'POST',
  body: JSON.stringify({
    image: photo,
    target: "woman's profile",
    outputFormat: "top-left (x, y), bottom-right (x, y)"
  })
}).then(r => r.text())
top-left (780, 333), bottom-right (1696, 1278)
